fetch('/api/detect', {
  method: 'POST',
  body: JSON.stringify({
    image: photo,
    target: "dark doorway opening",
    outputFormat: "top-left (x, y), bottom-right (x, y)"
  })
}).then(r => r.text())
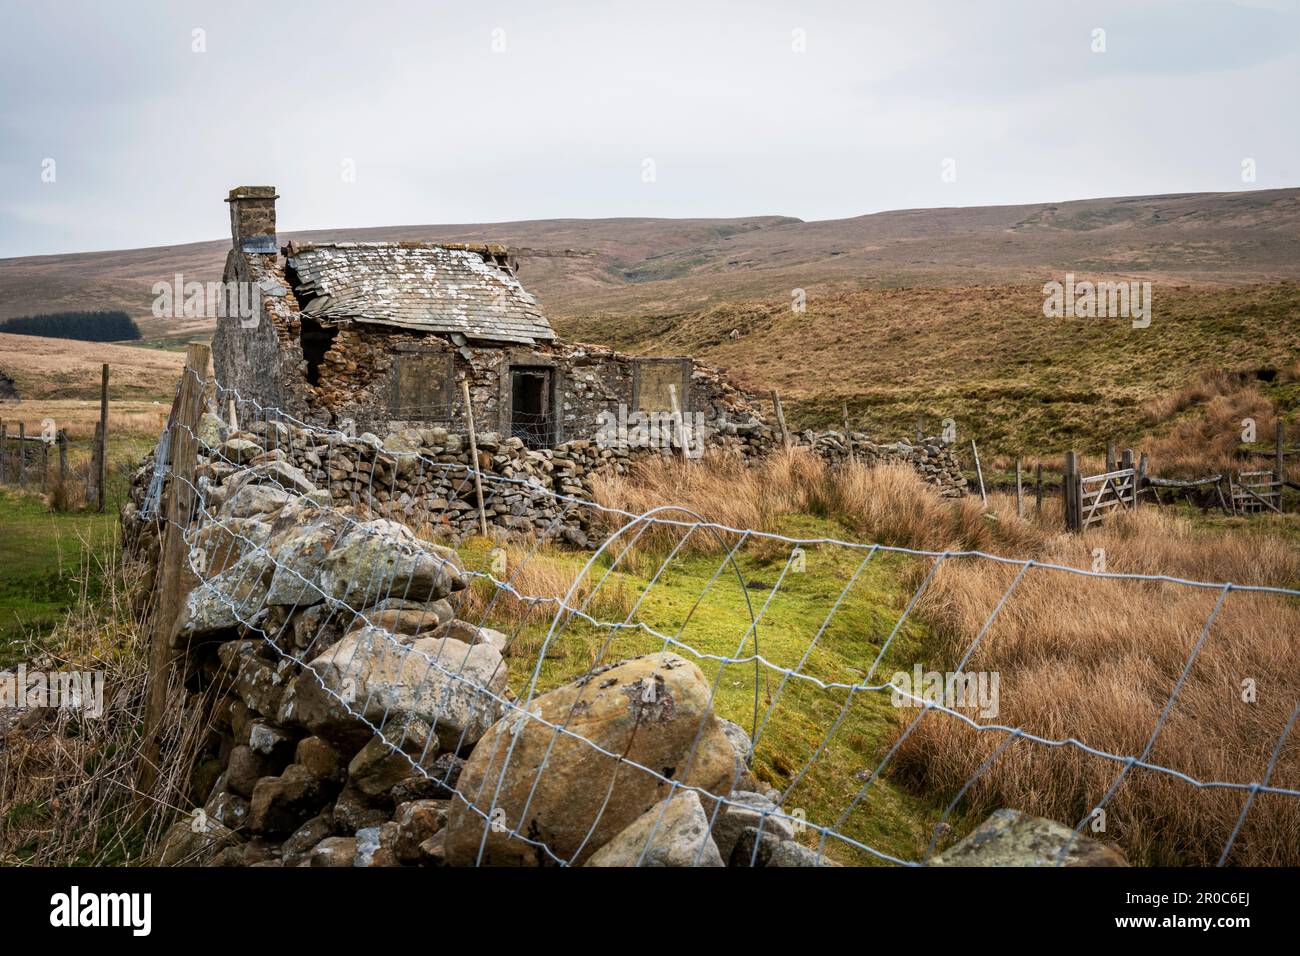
top-left (300, 317), bottom-right (339, 385)
top-left (511, 367), bottom-right (553, 448)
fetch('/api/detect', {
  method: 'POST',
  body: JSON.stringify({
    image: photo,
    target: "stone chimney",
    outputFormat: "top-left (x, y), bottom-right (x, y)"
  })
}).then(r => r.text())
top-left (225, 186), bottom-right (279, 254)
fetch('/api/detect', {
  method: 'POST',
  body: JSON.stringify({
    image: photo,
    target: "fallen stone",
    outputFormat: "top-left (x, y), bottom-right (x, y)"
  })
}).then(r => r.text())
top-left (443, 652), bottom-right (736, 866)
top-left (293, 628), bottom-right (506, 754)
top-left (310, 837), bottom-right (357, 867)
top-left (929, 809), bottom-right (1129, 867)
top-left (175, 556), bottom-right (273, 641)
top-left (248, 764), bottom-right (333, 837)
top-left (320, 520), bottom-right (465, 607)
top-left (707, 790), bottom-right (796, 861)
top-left (393, 800), bottom-right (450, 863)
top-left (587, 791), bottom-right (724, 867)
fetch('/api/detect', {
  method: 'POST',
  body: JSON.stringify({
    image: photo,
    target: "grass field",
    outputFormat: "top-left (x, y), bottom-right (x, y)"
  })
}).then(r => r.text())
top-left (0, 489), bottom-right (119, 666)
top-left (559, 281), bottom-right (1300, 458)
top-left (453, 516), bottom-right (967, 865)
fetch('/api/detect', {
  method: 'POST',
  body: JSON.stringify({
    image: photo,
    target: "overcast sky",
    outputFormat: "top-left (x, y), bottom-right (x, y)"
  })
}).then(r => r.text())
top-left (0, 0), bottom-right (1296, 258)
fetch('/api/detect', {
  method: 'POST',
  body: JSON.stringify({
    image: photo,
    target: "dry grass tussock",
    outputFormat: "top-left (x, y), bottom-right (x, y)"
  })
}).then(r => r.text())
top-left (1139, 369), bottom-right (1285, 479)
top-left (0, 542), bottom-right (212, 865)
top-left (594, 449), bottom-right (1300, 864)
top-left (447, 534), bottom-right (633, 659)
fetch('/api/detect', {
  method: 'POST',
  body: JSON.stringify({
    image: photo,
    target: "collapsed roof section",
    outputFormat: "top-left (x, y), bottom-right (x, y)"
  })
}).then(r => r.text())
top-left (286, 241), bottom-right (556, 346)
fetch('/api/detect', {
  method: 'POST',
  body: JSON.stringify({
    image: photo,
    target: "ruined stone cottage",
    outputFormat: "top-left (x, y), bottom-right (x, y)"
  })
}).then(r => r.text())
top-left (211, 187), bottom-right (757, 447)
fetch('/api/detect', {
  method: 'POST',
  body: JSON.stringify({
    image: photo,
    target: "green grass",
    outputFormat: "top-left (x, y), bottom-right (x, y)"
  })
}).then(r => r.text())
top-left (0, 488), bottom-right (120, 666)
top-left (458, 515), bottom-right (976, 864)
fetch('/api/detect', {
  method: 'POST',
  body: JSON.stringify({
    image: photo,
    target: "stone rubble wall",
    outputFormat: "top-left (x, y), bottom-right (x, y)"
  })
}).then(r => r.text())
top-left (167, 413), bottom-right (967, 553)
top-left (794, 430), bottom-right (969, 498)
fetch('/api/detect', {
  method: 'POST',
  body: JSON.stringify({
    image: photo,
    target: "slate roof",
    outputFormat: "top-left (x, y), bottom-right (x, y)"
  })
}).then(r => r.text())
top-left (286, 242), bottom-right (555, 345)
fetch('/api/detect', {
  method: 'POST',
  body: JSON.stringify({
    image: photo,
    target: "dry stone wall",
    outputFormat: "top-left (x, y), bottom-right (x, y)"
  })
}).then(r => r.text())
top-left (156, 410), bottom-right (969, 553)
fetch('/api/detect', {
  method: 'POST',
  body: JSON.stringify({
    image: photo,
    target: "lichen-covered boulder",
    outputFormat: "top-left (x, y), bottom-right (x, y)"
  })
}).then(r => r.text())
top-left (443, 652), bottom-right (737, 867)
top-left (219, 482), bottom-right (291, 520)
top-left (264, 514), bottom-right (347, 607)
top-left (587, 790), bottom-right (723, 867)
top-left (286, 627), bottom-right (506, 753)
top-left (930, 809), bottom-right (1129, 867)
top-left (319, 520), bottom-right (465, 607)
top-left (191, 517), bottom-right (273, 577)
top-left (173, 552), bottom-right (273, 641)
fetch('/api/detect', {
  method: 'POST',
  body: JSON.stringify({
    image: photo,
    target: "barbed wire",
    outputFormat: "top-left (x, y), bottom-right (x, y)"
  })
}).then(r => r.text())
top-left (144, 366), bottom-right (1300, 866)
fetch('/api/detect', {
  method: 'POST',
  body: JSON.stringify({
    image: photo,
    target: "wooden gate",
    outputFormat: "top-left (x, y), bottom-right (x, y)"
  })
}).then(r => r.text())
top-left (1229, 469), bottom-right (1282, 514)
top-left (1065, 449), bottom-right (1139, 532)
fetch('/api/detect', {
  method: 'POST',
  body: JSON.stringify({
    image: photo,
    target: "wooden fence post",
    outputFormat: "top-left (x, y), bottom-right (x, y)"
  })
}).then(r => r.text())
top-left (1105, 440), bottom-right (1116, 474)
top-left (89, 421), bottom-right (102, 504)
top-left (1276, 420), bottom-right (1285, 509)
top-left (58, 430), bottom-right (68, 488)
top-left (1015, 458), bottom-right (1023, 518)
top-left (842, 401), bottom-right (855, 463)
top-left (970, 439), bottom-right (987, 506)
top-left (41, 439), bottom-right (48, 491)
top-left (136, 344), bottom-right (210, 801)
top-left (1121, 449), bottom-right (1136, 508)
top-left (1035, 462), bottom-right (1043, 516)
top-left (17, 422), bottom-right (26, 488)
top-left (0, 421), bottom-right (6, 484)
top-left (461, 380), bottom-right (489, 537)
top-left (668, 384), bottom-right (690, 462)
top-left (770, 389), bottom-right (791, 449)
top-left (96, 364), bottom-right (109, 512)
top-left (1064, 450), bottom-right (1080, 532)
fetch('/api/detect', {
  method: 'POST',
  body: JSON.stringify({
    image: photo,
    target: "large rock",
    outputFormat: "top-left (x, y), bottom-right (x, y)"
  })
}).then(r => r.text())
top-left (219, 481), bottom-right (291, 520)
top-left (227, 460), bottom-right (318, 497)
top-left (707, 790), bottom-right (795, 861)
top-left (319, 519), bottom-right (465, 608)
top-left (156, 815), bottom-right (238, 867)
top-left (191, 517), bottom-right (272, 577)
top-left (264, 515), bottom-right (347, 607)
top-left (174, 553), bottom-right (273, 641)
top-left (443, 652), bottom-right (737, 867)
top-left (587, 791), bottom-right (724, 867)
top-left (248, 764), bottom-right (334, 837)
top-left (930, 809), bottom-right (1129, 867)
top-left (219, 436), bottom-right (264, 465)
top-left (351, 599), bottom-right (455, 638)
top-left (217, 641), bottom-right (294, 717)
top-left (288, 628), bottom-right (506, 753)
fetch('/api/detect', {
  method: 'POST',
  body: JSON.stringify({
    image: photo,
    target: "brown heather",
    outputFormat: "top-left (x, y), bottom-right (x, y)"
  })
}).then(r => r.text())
top-left (594, 449), bottom-right (1300, 865)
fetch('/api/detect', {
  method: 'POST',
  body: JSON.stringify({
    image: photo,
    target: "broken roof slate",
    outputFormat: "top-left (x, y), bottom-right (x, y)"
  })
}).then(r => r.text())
top-left (287, 242), bottom-right (555, 345)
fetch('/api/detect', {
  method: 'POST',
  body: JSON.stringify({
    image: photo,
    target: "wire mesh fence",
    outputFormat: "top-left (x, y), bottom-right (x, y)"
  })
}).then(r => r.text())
top-left (141, 365), bottom-right (1300, 866)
